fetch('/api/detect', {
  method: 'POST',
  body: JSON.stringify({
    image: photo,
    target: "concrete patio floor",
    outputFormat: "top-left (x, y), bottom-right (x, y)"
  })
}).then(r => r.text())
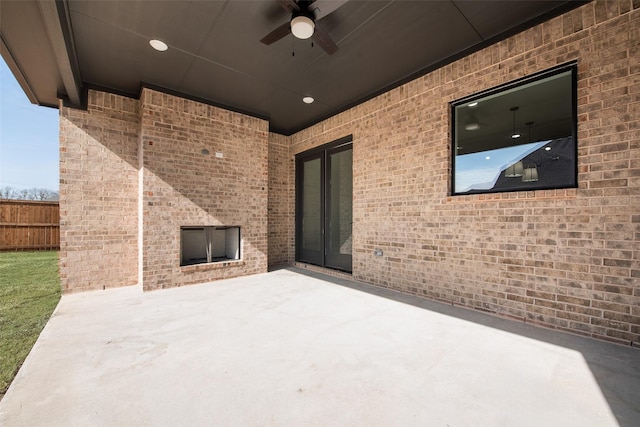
top-left (1, 268), bottom-right (639, 427)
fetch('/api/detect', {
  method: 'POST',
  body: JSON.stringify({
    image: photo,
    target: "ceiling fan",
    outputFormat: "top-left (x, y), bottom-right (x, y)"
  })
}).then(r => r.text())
top-left (260, 0), bottom-right (343, 55)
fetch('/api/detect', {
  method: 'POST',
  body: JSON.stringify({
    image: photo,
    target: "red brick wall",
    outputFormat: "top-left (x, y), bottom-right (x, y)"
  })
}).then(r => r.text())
top-left (59, 91), bottom-right (139, 292)
top-left (268, 133), bottom-right (294, 267)
top-left (282, 1), bottom-right (640, 346)
top-left (139, 89), bottom-right (269, 290)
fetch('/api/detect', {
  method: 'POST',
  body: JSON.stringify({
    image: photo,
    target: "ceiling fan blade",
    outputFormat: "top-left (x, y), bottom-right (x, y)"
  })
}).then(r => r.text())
top-left (311, 0), bottom-right (348, 20)
top-left (278, 0), bottom-right (299, 13)
top-left (312, 22), bottom-right (338, 55)
top-left (260, 22), bottom-right (292, 45)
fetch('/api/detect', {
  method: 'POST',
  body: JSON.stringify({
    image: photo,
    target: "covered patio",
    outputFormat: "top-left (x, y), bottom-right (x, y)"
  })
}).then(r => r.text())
top-left (1, 268), bottom-right (638, 426)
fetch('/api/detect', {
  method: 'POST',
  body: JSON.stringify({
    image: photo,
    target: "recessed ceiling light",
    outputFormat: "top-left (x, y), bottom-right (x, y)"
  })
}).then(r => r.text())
top-left (303, 96), bottom-right (314, 104)
top-left (149, 39), bottom-right (168, 52)
top-left (465, 123), bottom-right (480, 131)
top-left (545, 146), bottom-right (552, 151)
top-left (468, 102), bottom-right (478, 107)
top-left (511, 133), bottom-right (521, 139)
top-left (485, 156), bottom-right (491, 160)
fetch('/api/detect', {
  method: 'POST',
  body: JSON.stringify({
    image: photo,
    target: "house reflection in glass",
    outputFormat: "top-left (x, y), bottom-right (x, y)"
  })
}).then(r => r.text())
top-left (455, 141), bottom-right (548, 193)
top-left (454, 137), bottom-right (575, 194)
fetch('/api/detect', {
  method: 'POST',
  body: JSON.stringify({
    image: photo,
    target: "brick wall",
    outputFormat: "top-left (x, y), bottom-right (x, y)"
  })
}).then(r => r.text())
top-left (282, 1), bottom-right (640, 346)
top-left (139, 89), bottom-right (269, 290)
top-left (59, 91), bottom-right (139, 292)
top-left (268, 133), bottom-right (294, 267)
top-left (60, 88), bottom-right (269, 292)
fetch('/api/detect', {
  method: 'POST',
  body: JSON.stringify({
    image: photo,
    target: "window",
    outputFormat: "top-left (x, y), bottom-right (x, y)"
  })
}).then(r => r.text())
top-left (180, 226), bottom-right (240, 266)
top-left (451, 63), bottom-right (577, 195)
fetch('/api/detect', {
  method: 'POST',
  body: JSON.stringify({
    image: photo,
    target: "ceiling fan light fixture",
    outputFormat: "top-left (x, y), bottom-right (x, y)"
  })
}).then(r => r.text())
top-left (291, 15), bottom-right (315, 39)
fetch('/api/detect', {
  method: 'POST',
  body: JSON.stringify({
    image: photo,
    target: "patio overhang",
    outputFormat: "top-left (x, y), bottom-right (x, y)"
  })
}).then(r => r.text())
top-left (0, 0), bottom-right (587, 134)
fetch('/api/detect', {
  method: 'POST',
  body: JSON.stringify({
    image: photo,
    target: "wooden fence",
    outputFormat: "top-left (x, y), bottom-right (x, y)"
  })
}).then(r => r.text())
top-left (0, 199), bottom-right (60, 251)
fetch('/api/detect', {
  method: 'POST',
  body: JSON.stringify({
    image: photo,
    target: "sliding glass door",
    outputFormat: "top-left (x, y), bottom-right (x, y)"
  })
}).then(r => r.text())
top-left (325, 145), bottom-right (353, 271)
top-left (296, 137), bottom-right (352, 272)
top-left (298, 153), bottom-right (324, 266)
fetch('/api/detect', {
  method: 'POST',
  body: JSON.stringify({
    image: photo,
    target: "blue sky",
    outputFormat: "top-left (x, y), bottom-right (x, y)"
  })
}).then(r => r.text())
top-left (0, 57), bottom-right (59, 191)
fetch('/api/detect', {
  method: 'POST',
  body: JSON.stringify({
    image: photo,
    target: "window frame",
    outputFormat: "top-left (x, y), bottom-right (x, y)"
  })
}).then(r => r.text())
top-left (450, 62), bottom-right (578, 196)
top-left (295, 135), bottom-right (353, 272)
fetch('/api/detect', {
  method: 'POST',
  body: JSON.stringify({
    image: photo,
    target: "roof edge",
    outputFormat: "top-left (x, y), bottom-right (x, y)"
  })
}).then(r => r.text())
top-left (0, 35), bottom-right (39, 105)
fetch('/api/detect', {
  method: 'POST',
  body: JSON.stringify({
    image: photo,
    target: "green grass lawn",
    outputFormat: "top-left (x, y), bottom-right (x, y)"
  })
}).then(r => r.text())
top-left (0, 251), bottom-right (60, 397)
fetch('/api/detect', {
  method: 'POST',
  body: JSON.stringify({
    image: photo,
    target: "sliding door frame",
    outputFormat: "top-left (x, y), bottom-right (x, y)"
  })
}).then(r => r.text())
top-left (295, 135), bottom-right (353, 272)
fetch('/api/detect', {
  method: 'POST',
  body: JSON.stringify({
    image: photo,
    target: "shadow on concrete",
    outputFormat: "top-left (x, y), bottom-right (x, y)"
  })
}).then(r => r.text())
top-left (291, 267), bottom-right (640, 427)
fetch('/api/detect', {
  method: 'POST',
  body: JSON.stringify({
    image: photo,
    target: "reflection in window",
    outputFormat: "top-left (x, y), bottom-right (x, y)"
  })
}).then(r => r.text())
top-left (451, 63), bottom-right (577, 195)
